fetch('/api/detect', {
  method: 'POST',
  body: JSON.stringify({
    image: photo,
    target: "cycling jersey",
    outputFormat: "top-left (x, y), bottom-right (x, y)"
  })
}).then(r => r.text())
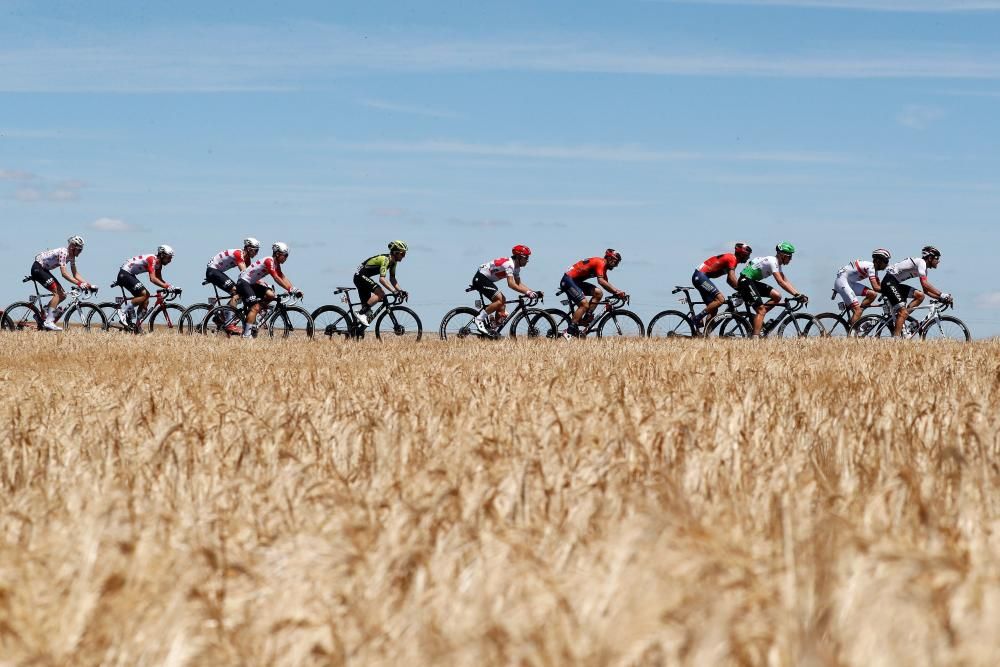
top-left (120, 254), bottom-right (160, 276)
top-left (886, 257), bottom-right (928, 283)
top-left (239, 257), bottom-right (284, 284)
top-left (478, 257), bottom-right (520, 282)
top-left (207, 248), bottom-right (247, 272)
top-left (697, 253), bottom-right (738, 279)
top-left (740, 256), bottom-right (782, 281)
top-left (356, 254), bottom-right (395, 278)
top-left (565, 257), bottom-right (608, 282)
top-left (35, 247), bottom-right (72, 271)
top-left (838, 260), bottom-right (879, 283)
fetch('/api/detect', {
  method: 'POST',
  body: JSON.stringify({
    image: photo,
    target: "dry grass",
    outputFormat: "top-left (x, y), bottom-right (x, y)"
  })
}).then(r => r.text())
top-left (0, 335), bottom-right (998, 666)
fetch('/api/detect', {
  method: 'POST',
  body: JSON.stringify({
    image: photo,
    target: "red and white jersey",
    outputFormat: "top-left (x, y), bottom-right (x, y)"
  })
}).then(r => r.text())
top-left (120, 254), bottom-right (160, 276)
top-left (239, 256), bottom-right (283, 284)
top-left (887, 257), bottom-right (928, 282)
top-left (35, 247), bottom-right (71, 270)
top-left (837, 259), bottom-right (879, 283)
top-left (478, 257), bottom-right (520, 282)
top-left (207, 248), bottom-right (247, 272)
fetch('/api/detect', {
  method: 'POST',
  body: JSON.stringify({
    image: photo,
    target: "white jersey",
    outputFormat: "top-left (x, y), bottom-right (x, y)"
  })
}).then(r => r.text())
top-left (120, 254), bottom-right (160, 276)
top-left (838, 260), bottom-right (879, 284)
top-left (208, 248), bottom-right (248, 272)
top-left (741, 256), bottom-right (782, 281)
top-left (34, 247), bottom-right (71, 271)
top-left (886, 257), bottom-right (928, 283)
top-left (478, 257), bottom-right (520, 282)
top-left (239, 256), bottom-right (283, 285)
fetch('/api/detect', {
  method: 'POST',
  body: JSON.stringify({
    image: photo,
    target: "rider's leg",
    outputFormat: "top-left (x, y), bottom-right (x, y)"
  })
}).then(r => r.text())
top-left (907, 290), bottom-right (924, 311)
top-left (752, 304), bottom-right (768, 336)
top-left (848, 302), bottom-right (863, 326)
top-left (893, 305), bottom-right (909, 337)
top-left (484, 291), bottom-right (505, 316)
top-left (699, 293), bottom-right (725, 324)
top-left (45, 282), bottom-right (65, 321)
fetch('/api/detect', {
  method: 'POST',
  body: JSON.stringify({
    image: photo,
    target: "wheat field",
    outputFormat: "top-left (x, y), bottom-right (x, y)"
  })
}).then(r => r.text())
top-left (0, 334), bottom-right (998, 666)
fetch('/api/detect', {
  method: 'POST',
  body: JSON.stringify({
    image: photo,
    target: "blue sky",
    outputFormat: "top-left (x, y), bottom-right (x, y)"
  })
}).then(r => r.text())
top-left (2, 0), bottom-right (999, 333)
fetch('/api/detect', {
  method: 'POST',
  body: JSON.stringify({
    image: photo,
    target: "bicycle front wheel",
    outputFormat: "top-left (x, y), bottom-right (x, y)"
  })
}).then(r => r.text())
top-left (544, 308), bottom-right (572, 338)
top-left (311, 305), bottom-right (354, 341)
top-left (777, 314), bottom-right (825, 338)
top-left (148, 304), bottom-right (185, 333)
top-left (708, 313), bottom-right (752, 338)
top-left (179, 303), bottom-right (211, 335)
top-left (597, 310), bottom-right (645, 338)
top-left (2, 302), bottom-right (43, 332)
top-left (64, 303), bottom-right (106, 332)
top-left (646, 310), bottom-right (697, 338)
top-left (202, 305), bottom-right (244, 337)
top-left (268, 306), bottom-right (314, 340)
top-left (814, 313), bottom-right (850, 338)
top-left (375, 306), bottom-right (422, 341)
top-left (920, 315), bottom-right (971, 342)
top-left (439, 306), bottom-right (483, 340)
top-left (509, 308), bottom-right (557, 340)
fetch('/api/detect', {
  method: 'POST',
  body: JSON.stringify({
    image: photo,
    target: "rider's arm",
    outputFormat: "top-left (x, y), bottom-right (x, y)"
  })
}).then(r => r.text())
top-left (506, 275), bottom-right (531, 295)
top-left (149, 266), bottom-right (171, 290)
top-left (383, 264), bottom-right (401, 293)
top-left (275, 274), bottom-right (293, 292)
top-left (597, 277), bottom-right (624, 297)
top-left (61, 260), bottom-right (85, 287)
top-left (869, 276), bottom-right (882, 293)
top-left (235, 250), bottom-right (248, 272)
top-left (726, 269), bottom-right (739, 290)
top-left (919, 276), bottom-right (944, 299)
top-left (773, 272), bottom-right (801, 297)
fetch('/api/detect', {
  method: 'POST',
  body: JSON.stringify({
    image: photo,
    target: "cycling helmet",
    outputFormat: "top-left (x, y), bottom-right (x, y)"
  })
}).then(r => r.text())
top-left (922, 245), bottom-right (941, 259)
top-left (872, 248), bottom-right (891, 261)
top-left (512, 244), bottom-right (532, 257)
top-left (272, 241), bottom-right (289, 255)
top-left (388, 240), bottom-right (408, 253)
top-left (243, 237), bottom-right (261, 250)
top-left (734, 242), bottom-right (752, 258)
top-left (776, 242), bottom-right (796, 255)
top-left (605, 248), bottom-right (622, 262)
top-left (157, 244), bottom-right (175, 258)
top-left (67, 235), bottom-right (85, 248)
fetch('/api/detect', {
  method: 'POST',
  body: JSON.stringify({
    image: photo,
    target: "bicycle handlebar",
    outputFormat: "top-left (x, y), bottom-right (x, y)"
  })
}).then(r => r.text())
top-left (387, 291), bottom-right (409, 305)
top-left (157, 288), bottom-right (183, 301)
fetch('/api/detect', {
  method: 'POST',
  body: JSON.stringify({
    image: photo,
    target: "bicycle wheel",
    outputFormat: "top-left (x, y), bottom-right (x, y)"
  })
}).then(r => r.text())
top-left (148, 304), bottom-right (185, 333)
top-left (777, 314), bottom-right (825, 338)
top-left (509, 308), bottom-right (557, 340)
top-left (312, 305), bottom-right (354, 340)
top-left (597, 310), bottom-right (645, 338)
top-left (267, 306), bottom-right (314, 340)
top-left (708, 312), bottom-right (752, 338)
top-left (2, 302), bottom-right (43, 332)
top-left (851, 314), bottom-right (918, 338)
top-left (647, 310), bottom-right (697, 338)
top-left (544, 308), bottom-right (573, 337)
top-left (439, 306), bottom-right (484, 340)
top-left (0, 311), bottom-right (11, 331)
top-left (63, 303), bottom-right (106, 332)
top-left (203, 305), bottom-right (244, 337)
top-left (375, 306), bottom-right (422, 341)
top-left (814, 313), bottom-right (850, 338)
top-left (179, 303), bottom-right (211, 335)
top-left (920, 315), bottom-right (971, 342)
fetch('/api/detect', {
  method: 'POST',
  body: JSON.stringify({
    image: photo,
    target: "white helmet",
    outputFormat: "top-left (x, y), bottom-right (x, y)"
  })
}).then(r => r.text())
top-left (157, 244), bottom-right (175, 258)
top-left (243, 237), bottom-right (260, 250)
top-left (67, 235), bottom-right (85, 248)
top-left (272, 241), bottom-right (289, 255)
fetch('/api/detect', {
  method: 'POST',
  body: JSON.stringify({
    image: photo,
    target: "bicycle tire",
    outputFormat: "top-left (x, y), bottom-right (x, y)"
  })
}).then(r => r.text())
top-left (179, 303), bottom-right (211, 335)
top-left (375, 306), bottom-right (422, 341)
top-left (708, 312), bottom-right (752, 338)
top-left (202, 305), bottom-right (244, 337)
top-left (851, 313), bottom-right (919, 338)
top-left (147, 303), bottom-right (185, 333)
top-left (311, 305), bottom-right (354, 340)
top-left (267, 305), bottom-right (314, 340)
top-left (96, 301), bottom-right (131, 333)
top-left (2, 302), bottom-right (43, 332)
top-left (596, 309), bottom-right (645, 338)
top-left (814, 312), bottom-right (850, 338)
top-left (0, 311), bottom-right (11, 331)
top-left (508, 308), bottom-right (558, 340)
top-left (776, 313), bottom-right (825, 338)
top-left (439, 306), bottom-right (484, 340)
top-left (920, 315), bottom-right (971, 342)
top-left (646, 309), bottom-right (697, 338)
top-left (64, 303), bottom-right (106, 332)
top-left (544, 308), bottom-right (573, 337)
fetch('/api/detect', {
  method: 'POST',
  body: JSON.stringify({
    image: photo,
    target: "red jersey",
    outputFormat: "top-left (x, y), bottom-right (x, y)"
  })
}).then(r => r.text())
top-left (697, 253), bottom-right (738, 279)
top-left (565, 257), bottom-right (608, 281)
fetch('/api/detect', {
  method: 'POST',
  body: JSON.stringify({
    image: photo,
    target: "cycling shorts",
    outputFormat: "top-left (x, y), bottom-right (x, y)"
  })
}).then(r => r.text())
top-left (471, 272), bottom-right (499, 300)
top-left (560, 274), bottom-right (597, 306)
top-left (691, 270), bottom-right (720, 303)
top-left (30, 261), bottom-right (60, 291)
top-left (116, 269), bottom-right (148, 297)
top-left (205, 266), bottom-right (236, 293)
top-left (737, 277), bottom-right (774, 308)
top-left (881, 275), bottom-right (914, 307)
top-left (833, 272), bottom-right (868, 308)
top-left (353, 273), bottom-right (379, 305)
top-left (236, 279), bottom-right (271, 307)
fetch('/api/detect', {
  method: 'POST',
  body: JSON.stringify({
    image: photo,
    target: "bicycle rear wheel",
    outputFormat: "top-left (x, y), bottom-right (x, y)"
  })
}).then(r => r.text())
top-left (375, 306), bottom-right (422, 341)
top-left (814, 313), bottom-right (850, 338)
top-left (597, 310), bottom-right (645, 338)
top-left (646, 310), bottom-right (697, 338)
top-left (179, 303), bottom-right (211, 335)
top-left (148, 304), bottom-right (185, 334)
top-left (312, 305), bottom-right (354, 340)
top-left (439, 306), bottom-right (484, 340)
top-left (2, 302), bottom-right (43, 332)
top-left (268, 306), bottom-right (314, 340)
top-left (920, 315), bottom-right (971, 342)
top-left (708, 312), bottom-right (752, 338)
top-left (509, 308), bottom-right (557, 340)
top-left (777, 314), bottom-right (825, 338)
top-left (544, 308), bottom-right (572, 338)
top-left (203, 305), bottom-right (244, 337)
top-left (63, 303), bottom-right (106, 332)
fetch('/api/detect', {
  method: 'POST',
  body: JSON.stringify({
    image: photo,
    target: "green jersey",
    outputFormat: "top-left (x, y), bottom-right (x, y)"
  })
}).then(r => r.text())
top-left (356, 254), bottom-right (396, 278)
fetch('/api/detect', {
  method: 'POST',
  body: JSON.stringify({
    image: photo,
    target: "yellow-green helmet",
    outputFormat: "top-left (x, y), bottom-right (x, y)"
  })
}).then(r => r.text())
top-left (388, 240), bottom-right (408, 252)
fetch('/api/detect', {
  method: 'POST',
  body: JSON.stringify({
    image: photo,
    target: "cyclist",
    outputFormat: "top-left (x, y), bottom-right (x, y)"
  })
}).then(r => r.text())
top-left (354, 240), bottom-right (408, 326)
top-left (30, 235), bottom-right (93, 331)
top-left (882, 246), bottom-right (951, 337)
top-left (117, 245), bottom-right (175, 327)
top-left (691, 242), bottom-right (752, 329)
top-left (737, 242), bottom-right (808, 337)
top-left (560, 249), bottom-right (627, 337)
top-left (207, 237), bottom-right (261, 332)
top-left (471, 244), bottom-right (539, 335)
top-left (834, 249), bottom-right (890, 327)
top-left (236, 241), bottom-right (299, 338)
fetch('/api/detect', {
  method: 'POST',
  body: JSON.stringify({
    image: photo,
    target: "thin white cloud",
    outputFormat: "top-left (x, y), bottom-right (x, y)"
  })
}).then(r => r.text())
top-left (897, 105), bottom-right (945, 129)
top-left (975, 292), bottom-right (1000, 309)
top-left (0, 169), bottom-right (35, 181)
top-left (359, 99), bottom-right (460, 119)
top-left (654, 0), bottom-right (1000, 11)
top-left (91, 217), bottom-right (139, 232)
top-left (492, 198), bottom-right (650, 207)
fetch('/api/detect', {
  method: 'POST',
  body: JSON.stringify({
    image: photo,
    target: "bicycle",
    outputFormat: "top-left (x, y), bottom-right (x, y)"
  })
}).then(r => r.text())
top-left (98, 285), bottom-right (185, 333)
top-left (439, 288), bottom-right (556, 340)
top-left (179, 279), bottom-right (243, 335)
top-left (708, 295), bottom-right (825, 338)
top-left (545, 290), bottom-right (645, 338)
top-left (203, 290), bottom-right (314, 339)
top-left (813, 290), bottom-right (898, 338)
top-left (646, 286), bottom-right (746, 338)
top-left (311, 288), bottom-right (422, 341)
top-left (851, 298), bottom-right (970, 341)
top-left (2, 276), bottom-right (106, 332)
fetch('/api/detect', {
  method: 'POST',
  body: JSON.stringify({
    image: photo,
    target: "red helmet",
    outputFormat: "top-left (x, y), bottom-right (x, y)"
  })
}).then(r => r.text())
top-left (735, 242), bottom-right (752, 259)
top-left (605, 248), bottom-right (622, 262)
top-left (512, 244), bottom-right (531, 257)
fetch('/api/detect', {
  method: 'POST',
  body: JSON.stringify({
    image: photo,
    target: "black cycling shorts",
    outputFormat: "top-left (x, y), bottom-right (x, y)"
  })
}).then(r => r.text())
top-left (737, 277), bottom-right (774, 307)
top-left (560, 274), bottom-right (597, 306)
top-left (116, 269), bottom-right (148, 297)
top-left (354, 273), bottom-right (379, 305)
top-left (205, 266), bottom-right (236, 293)
top-left (881, 276), bottom-right (914, 306)
top-left (30, 261), bottom-right (60, 291)
top-left (471, 272), bottom-right (500, 300)
top-left (236, 280), bottom-right (271, 306)
top-left (692, 269), bottom-right (720, 303)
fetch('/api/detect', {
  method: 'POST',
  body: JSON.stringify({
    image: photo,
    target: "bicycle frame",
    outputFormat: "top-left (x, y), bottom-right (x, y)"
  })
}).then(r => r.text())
top-left (108, 286), bottom-right (182, 330)
top-left (465, 286), bottom-right (544, 334)
top-left (554, 290), bottom-right (632, 334)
